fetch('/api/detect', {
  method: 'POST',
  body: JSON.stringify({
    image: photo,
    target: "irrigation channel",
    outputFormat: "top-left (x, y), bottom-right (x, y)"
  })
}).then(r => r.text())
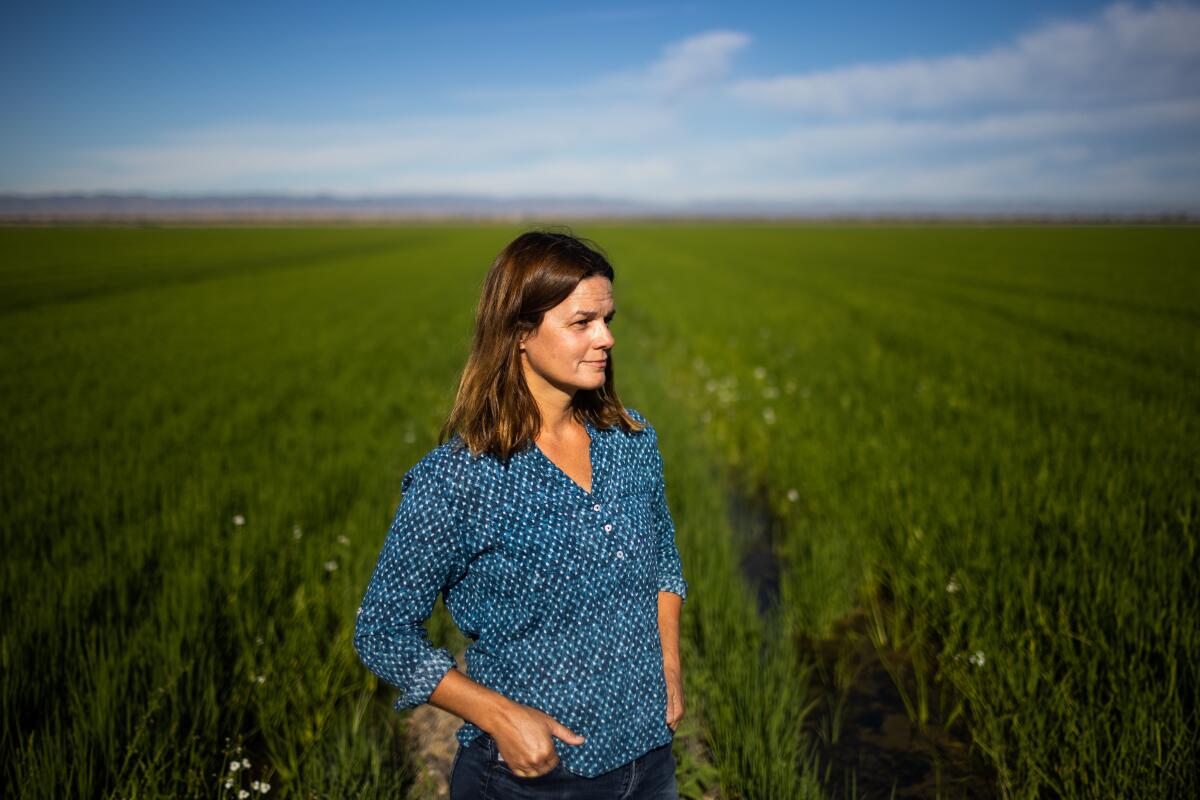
top-left (724, 484), bottom-right (996, 799)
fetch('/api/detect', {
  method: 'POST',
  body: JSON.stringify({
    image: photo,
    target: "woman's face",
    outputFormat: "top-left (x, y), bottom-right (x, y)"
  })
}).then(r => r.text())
top-left (520, 276), bottom-right (615, 397)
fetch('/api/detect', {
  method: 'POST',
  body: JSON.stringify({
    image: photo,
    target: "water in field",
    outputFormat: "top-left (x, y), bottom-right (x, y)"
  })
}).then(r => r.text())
top-left (729, 482), bottom-right (995, 798)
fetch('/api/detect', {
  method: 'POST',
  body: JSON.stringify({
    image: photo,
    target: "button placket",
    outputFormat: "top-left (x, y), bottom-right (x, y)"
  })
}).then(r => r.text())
top-left (590, 497), bottom-right (621, 561)
top-left (596, 503), bottom-right (612, 535)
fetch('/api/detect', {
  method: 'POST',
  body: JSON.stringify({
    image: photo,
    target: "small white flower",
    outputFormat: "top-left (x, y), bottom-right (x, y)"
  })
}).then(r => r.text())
top-left (762, 386), bottom-right (779, 399)
top-left (239, 791), bottom-right (250, 799)
top-left (259, 782), bottom-right (271, 794)
top-left (254, 636), bottom-right (264, 646)
top-left (233, 515), bottom-right (246, 526)
top-left (356, 606), bottom-right (363, 616)
top-left (762, 407), bottom-right (776, 425)
top-left (753, 366), bottom-right (767, 381)
top-left (292, 525), bottom-right (303, 540)
top-left (255, 674), bottom-right (266, 684)
top-left (969, 650), bottom-right (986, 667)
top-left (225, 779), bottom-right (234, 788)
top-left (324, 560), bottom-right (338, 572)
top-left (229, 761), bottom-right (241, 772)
top-left (251, 782), bottom-right (260, 791)
top-left (946, 577), bottom-right (961, 594)
top-left (786, 488), bottom-right (799, 503)
top-left (403, 429), bottom-right (417, 444)
top-left (337, 535), bottom-right (350, 545)
top-left (242, 758), bottom-right (251, 769)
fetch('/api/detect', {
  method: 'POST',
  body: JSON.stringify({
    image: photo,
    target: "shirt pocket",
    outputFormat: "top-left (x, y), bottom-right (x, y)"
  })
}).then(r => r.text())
top-left (486, 547), bottom-right (559, 595)
top-left (502, 508), bottom-right (595, 587)
top-left (613, 488), bottom-right (658, 579)
top-left (474, 513), bottom-right (585, 618)
top-left (473, 549), bottom-right (554, 641)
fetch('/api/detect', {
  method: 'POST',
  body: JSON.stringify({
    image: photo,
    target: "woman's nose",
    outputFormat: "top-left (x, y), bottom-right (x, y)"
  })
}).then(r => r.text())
top-left (596, 321), bottom-right (615, 349)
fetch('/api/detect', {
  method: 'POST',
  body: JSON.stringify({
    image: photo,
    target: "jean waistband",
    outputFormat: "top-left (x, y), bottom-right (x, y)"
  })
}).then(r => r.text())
top-left (472, 732), bottom-right (503, 761)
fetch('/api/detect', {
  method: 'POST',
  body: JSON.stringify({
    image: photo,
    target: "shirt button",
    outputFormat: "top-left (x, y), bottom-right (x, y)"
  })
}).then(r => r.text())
top-left (603, 523), bottom-right (613, 532)
top-left (592, 503), bottom-right (601, 512)
top-left (616, 550), bottom-right (625, 559)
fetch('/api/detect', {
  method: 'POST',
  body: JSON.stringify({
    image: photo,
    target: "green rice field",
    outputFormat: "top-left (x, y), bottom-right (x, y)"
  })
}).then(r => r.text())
top-left (2, 224), bottom-right (1197, 798)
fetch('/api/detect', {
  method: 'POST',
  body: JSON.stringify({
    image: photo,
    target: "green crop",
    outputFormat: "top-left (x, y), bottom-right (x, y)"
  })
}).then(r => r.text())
top-left (2, 224), bottom-right (1196, 798)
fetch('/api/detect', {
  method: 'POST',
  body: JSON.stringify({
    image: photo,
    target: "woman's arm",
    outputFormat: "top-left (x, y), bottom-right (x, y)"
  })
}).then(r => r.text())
top-left (427, 669), bottom-right (585, 777)
top-left (657, 590), bottom-right (682, 669)
top-left (354, 456), bottom-right (584, 777)
top-left (354, 458), bottom-right (467, 710)
top-left (658, 590), bottom-right (685, 730)
top-left (427, 669), bottom-right (518, 730)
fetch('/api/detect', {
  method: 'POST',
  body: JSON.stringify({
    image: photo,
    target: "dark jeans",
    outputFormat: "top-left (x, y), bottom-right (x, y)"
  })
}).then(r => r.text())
top-left (449, 733), bottom-right (679, 799)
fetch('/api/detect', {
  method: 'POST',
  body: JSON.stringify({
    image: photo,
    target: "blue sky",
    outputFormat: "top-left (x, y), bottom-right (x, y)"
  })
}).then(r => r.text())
top-left (3, 1), bottom-right (1198, 209)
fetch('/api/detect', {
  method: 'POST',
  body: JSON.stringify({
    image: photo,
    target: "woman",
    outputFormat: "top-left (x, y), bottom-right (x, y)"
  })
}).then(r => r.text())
top-left (354, 229), bottom-right (688, 799)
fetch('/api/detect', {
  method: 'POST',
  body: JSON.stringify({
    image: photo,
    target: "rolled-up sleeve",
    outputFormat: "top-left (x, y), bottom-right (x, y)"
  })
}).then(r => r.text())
top-left (646, 425), bottom-right (688, 604)
top-left (353, 456), bottom-right (468, 710)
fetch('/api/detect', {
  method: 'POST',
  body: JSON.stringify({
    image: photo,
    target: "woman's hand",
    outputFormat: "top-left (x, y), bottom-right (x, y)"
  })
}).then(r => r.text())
top-left (664, 663), bottom-right (685, 731)
top-left (489, 702), bottom-right (586, 778)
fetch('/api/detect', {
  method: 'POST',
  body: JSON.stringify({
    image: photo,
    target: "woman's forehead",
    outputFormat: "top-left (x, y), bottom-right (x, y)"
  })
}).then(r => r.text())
top-left (557, 277), bottom-right (613, 313)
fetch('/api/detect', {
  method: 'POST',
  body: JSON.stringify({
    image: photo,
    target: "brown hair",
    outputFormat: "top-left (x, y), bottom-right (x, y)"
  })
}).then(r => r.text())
top-left (439, 228), bottom-right (645, 460)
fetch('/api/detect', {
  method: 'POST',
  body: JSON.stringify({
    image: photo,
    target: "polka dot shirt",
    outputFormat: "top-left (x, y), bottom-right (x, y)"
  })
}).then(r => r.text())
top-left (353, 407), bottom-right (688, 778)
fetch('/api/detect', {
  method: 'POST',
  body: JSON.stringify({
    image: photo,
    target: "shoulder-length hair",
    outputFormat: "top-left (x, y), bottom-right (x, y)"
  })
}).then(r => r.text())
top-left (439, 228), bottom-right (645, 460)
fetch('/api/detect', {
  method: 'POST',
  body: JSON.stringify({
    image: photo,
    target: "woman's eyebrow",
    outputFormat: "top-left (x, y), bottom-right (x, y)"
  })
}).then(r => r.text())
top-left (572, 308), bottom-right (617, 319)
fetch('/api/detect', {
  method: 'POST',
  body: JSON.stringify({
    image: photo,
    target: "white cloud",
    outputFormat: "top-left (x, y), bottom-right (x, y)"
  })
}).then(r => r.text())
top-left (693, 99), bottom-right (1200, 167)
top-left (37, 105), bottom-right (681, 193)
top-left (453, 29), bottom-right (751, 107)
top-left (729, 1), bottom-right (1200, 115)
top-left (647, 30), bottom-right (751, 96)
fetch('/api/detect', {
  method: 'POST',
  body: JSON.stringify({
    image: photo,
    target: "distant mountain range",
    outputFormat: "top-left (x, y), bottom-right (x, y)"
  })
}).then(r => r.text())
top-left (0, 193), bottom-right (1194, 221)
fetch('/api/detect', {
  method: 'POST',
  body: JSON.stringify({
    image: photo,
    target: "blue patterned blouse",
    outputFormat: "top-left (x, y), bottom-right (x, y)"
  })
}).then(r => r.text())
top-left (353, 407), bottom-right (688, 778)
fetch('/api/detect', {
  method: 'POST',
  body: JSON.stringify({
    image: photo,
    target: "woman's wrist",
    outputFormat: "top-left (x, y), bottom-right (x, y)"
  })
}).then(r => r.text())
top-left (427, 667), bottom-right (521, 736)
top-left (476, 691), bottom-right (522, 736)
